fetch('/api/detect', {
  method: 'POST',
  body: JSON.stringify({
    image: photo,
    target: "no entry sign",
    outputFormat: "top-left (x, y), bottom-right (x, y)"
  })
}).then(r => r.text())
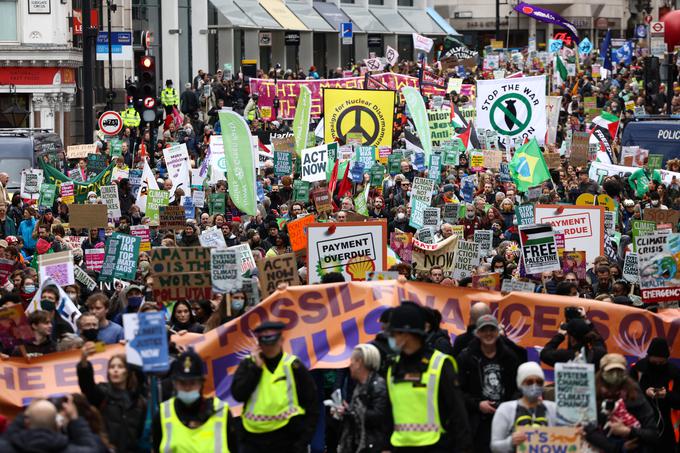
top-left (98, 110), bottom-right (123, 136)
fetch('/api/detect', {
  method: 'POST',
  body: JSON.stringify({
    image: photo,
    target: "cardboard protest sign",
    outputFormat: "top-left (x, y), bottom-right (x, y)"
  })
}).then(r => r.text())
top-left (390, 230), bottom-right (413, 263)
top-left (543, 151), bottom-right (561, 169)
top-left (501, 278), bottom-right (536, 293)
top-left (146, 189), bottom-right (170, 223)
top-left (534, 205), bottom-right (604, 264)
top-left (130, 225), bottom-right (151, 252)
top-left (306, 221), bottom-right (387, 283)
top-left (453, 240), bottom-right (480, 280)
top-left (151, 247), bottom-right (212, 301)
top-left (569, 131), bottom-right (590, 166)
top-left (228, 243), bottom-right (257, 275)
top-left (271, 136), bottom-right (296, 153)
top-left (422, 207), bottom-right (440, 227)
top-left (159, 205), bottom-right (187, 230)
top-left (483, 149), bottom-right (502, 170)
top-left (620, 145), bottom-right (648, 166)
top-left (274, 151), bottom-right (293, 176)
top-left (519, 224), bottom-right (560, 274)
top-left (84, 248), bottom-right (105, 272)
top-left (637, 231), bottom-right (680, 303)
top-left (99, 233), bottom-right (140, 282)
top-left (560, 250), bottom-right (586, 280)
top-left (622, 252), bottom-right (639, 283)
top-left (38, 251), bottom-right (74, 286)
top-left (288, 214), bottom-right (316, 252)
top-left (0, 305), bottom-right (33, 352)
top-left (311, 188), bottom-right (332, 213)
top-left (301, 144), bottom-right (328, 182)
top-left (123, 312), bottom-right (169, 373)
top-left (99, 185), bottom-right (121, 220)
top-left (515, 426), bottom-right (582, 452)
top-left (411, 235), bottom-right (457, 274)
top-left (210, 249), bottom-right (242, 293)
top-left (555, 362), bottom-right (597, 425)
top-left (69, 204), bottom-right (109, 229)
top-left (644, 208), bottom-right (679, 232)
top-left (257, 253), bottom-right (300, 297)
top-left (199, 228), bottom-right (227, 249)
top-left (472, 273), bottom-right (501, 291)
top-left (66, 144), bottom-right (97, 159)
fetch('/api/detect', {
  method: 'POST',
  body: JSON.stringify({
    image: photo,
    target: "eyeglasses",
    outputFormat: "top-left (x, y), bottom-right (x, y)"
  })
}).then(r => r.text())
top-left (523, 379), bottom-right (544, 386)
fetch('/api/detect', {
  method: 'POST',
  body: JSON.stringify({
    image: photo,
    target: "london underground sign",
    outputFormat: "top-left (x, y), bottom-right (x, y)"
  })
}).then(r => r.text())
top-left (98, 111), bottom-right (123, 136)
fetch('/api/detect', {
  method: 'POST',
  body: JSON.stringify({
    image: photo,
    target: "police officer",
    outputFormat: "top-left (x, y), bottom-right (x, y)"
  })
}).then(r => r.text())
top-left (386, 302), bottom-right (472, 452)
top-left (121, 97), bottom-right (140, 129)
top-left (152, 349), bottom-right (235, 452)
top-left (232, 321), bottom-right (318, 453)
top-left (161, 79), bottom-right (179, 115)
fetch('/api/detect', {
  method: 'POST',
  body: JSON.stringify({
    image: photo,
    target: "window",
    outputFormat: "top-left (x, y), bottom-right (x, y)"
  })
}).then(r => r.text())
top-left (369, 0), bottom-right (384, 5)
top-left (341, 0), bottom-right (355, 4)
top-left (0, 1), bottom-right (17, 41)
top-left (397, 0), bottom-right (413, 6)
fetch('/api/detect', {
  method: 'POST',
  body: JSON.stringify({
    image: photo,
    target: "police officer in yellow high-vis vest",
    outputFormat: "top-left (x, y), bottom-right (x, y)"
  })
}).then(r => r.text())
top-left (386, 302), bottom-right (473, 453)
top-left (153, 349), bottom-right (235, 453)
top-left (232, 321), bottom-right (319, 453)
top-left (121, 98), bottom-right (140, 128)
top-left (161, 79), bottom-right (179, 115)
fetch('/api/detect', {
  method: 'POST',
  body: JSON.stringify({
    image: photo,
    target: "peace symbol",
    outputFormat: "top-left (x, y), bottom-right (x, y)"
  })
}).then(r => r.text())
top-left (386, 49), bottom-right (395, 61)
top-left (336, 106), bottom-right (380, 145)
top-left (367, 59), bottom-right (381, 70)
top-left (489, 93), bottom-right (532, 136)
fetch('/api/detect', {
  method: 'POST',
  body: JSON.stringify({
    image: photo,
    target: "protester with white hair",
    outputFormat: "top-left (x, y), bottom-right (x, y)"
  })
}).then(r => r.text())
top-left (337, 343), bottom-right (390, 453)
top-left (490, 362), bottom-right (557, 453)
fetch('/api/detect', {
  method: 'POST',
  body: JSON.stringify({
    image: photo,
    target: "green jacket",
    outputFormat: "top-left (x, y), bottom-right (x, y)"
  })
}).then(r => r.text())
top-left (628, 168), bottom-right (662, 198)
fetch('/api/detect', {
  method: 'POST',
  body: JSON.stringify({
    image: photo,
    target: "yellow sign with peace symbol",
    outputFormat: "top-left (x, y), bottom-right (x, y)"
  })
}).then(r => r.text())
top-left (324, 88), bottom-right (395, 148)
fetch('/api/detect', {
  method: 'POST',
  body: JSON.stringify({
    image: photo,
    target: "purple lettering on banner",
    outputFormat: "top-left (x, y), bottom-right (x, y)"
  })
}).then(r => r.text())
top-left (239, 307), bottom-right (269, 335)
top-left (19, 367), bottom-right (44, 391)
top-left (371, 283), bottom-right (396, 302)
top-left (326, 285), bottom-right (342, 317)
top-left (499, 303), bottom-right (531, 339)
top-left (652, 316), bottom-right (680, 348)
top-left (311, 318), bottom-right (359, 363)
top-left (440, 299), bottom-right (465, 330)
top-left (54, 363), bottom-right (78, 386)
top-left (0, 366), bottom-right (15, 390)
top-left (212, 350), bottom-right (248, 406)
top-left (619, 314), bottom-right (652, 344)
top-left (90, 358), bottom-right (110, 380)
top-left (290, 336), bottom-right (311, 369)
top-left (533, 305), bottom-right (561, 338)
top-left (340, 283), bottom-right (364, 312)
top-left (216, 322), bottom-right (239, 348)
top-left (270, 298), bottom-right (300, 330)
top-left (299, 291), bottom-right (327, 323)
top-left (587, 310), bottom-right (610, 340)
top-left (364, 307), bottom-right (388, 336)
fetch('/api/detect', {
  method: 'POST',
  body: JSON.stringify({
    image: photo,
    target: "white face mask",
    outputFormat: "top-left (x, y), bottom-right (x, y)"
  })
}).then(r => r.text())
top-left (396, 212), bottom-right (406, 220)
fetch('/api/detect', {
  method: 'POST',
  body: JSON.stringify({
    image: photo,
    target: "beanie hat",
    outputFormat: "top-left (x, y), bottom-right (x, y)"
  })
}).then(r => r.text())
top-left (647, 337), bottom-right (670, 358)
top-left (516, 362), bottom-right (545, 388)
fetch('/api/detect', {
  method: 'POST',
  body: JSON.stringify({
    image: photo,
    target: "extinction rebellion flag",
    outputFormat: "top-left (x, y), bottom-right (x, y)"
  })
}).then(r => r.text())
top-left (519, 223), bottom-right (560, 274)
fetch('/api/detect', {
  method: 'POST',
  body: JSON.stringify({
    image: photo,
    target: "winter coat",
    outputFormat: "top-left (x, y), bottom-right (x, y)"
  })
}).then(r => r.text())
top-left (0, 414), bottom-right (98, 453)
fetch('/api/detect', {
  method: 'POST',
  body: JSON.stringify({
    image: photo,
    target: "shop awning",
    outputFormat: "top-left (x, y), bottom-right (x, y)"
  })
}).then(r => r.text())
top-left (209, 0), bottom-right (257, 28)
top-left (233, 0), bottom-right (282, 29)
top-left (287, 2), bottom-right (334, 32)
top-left (426, 7), bottom-right (461, 36)
top-left (399, 9), bottom-right (445, 35)
top-left (313, 2), bottom-right (353, 32)
top-left (342, 6), bottom-right (386, 33)
top-left (259, 0), bottom-right (309, 30)
top-left (370, 8), bottom-right (414, 34)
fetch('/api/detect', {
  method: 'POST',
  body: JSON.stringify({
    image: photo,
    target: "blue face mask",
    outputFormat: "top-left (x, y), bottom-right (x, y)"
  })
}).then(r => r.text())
top-left (128, 296), bottom-right (143, 310)
top-left (520, 384), bottom-right (544, 402)
top-left (231, 300), bottom-right (245, 313)
top-left (23, 285), bottom-right (36, 294)
top-left (176, 389), bottom-right (201, 405)
top-left (388, 337), bottom-right (401, 353)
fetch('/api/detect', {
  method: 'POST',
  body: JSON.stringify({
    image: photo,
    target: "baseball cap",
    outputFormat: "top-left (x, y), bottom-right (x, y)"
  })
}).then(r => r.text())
top-left (600, 353), bottom-right (627, 372)
top-left (475, 314), bottom-right (499, 332)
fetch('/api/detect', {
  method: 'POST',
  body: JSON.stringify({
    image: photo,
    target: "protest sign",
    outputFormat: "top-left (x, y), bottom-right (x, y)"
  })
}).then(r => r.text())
top-left (325, 88), bottom-right (395, 148)
top-left (288, 214), bottom-right (316, 251)
top-left (60, 181), bottom-right (75, 204)
top-left (355, 146), bottom-right (376, 168)
top-left (271, 136), bottom-right (296, 153)
top-left (543, 151), bottom-right (561, 169)
top-left (416, 227), bottom-right (435, 244)
top-left (534, 205), bottom-right (604, 264)
top-left (228, 243), bottom-right (257, 275)
top-left (38, 183), bottom-right (57, 209)
top-left (350, 162), bottom-right (365, 183)
top-left (472, 273), bottom-right (501, 291)
top-left (453, 240), bottom-right (480, 280)
top-left (84, 248), bottom-right (105, 272)
top-left (66, 144), bottom-right (97, 159)
top-left (163, 143), bottom-right (191, 196)
top-left (123, 312), bottom-right (169, 373)
top-left (38, 251), bottom-right (74, 286)
top-left (209, 192), bottom-right (226, 215)
top-left (555, 362), bottom-right (597, 425)
top-left (515, 427), bottom-right (581, 452)
top-left (130, 225), bottom-right (151, 252)
top-left (274, 151), bottom-right (293, 177)
top-left (390, 230), bottom-right (413, 263)
top-left (412, 235), bottom-right (458, 274)
top-left (519, 224), bottom-right (560, 274)
top-left (210, 249), bottom-right (242, 293)
top-left (74, 266), bottom-right (97, 292)
top-left (644, 208), bottom-right (679, 232)
top-left (63, 236), bottom-right (86, 250)
top-left (442, 204), bottom-right (458, 224)
top-left (192, 190), bottom-right (205, 208)
top-left (301, 144), bottom-right (328, 182)
top-left (99, 233), bottom-right (140, 282)
top-left (422, 207), bottom-right (440, 227)
top-left (306, 221), bottom-right (387, 283)
top-left (620, 145), bottom-right (648, 166)
top-left (427, 153), bottom-right (441, 182)
top-left (109, 138), bottom-right (123, 157)
top-left (87, 153), bottom-right (108, 175)
top-left (99, 184), bottom-right (121, 220)
top-left (151, 247), bottom-right (212, 301)
top-left (21, 168), bottom-right (43, 198)
top-left (369, 164), bottom-right (385, 188)
top-left (257, 253), bottom-right (300, 297)
top-left (159, 205), bottom-right (187, 230)
top-left (366, 271), bottom-right (399, 281)
top-left (501, 278), bottom-right (536, 293)
top-left (483, 150), bottom-right (502, 170)
top-left (648, 154), bottom-right (663, 170)
top-left (412, 177), bottom-right (434, 204)
top-left (474, 230), bottom-right (494, 257)
top-left (427, 110), bottom-right (452, 146)
top-left (388, 153), bottom-right (403, 175)
top-left (469, 151), bottom-right (484, 172)
top-left (637, 231), bottom-right (680, 303)
top-left (199, 228), bottom-right (227, 249)
top-left (569, 131), bottom-right (590, 166)
top-left (622, 252), bottom-right (639, 284)
top-left (68, 169), bottom-right (83, 182)
top-left (311, 188), bottom-right (332, 213)
top-left (560, 250), bottom-right (586, 280)
top-left (183, 195), bottom-right (195, 220)
top-left (146, 189), bottom-right (170, 223)
top-left (409, 198), bottom-right (428, 229)
top-left (0, 305), bottom-right (32, 353)
top-left (632, 220), bottom-right (657, 252)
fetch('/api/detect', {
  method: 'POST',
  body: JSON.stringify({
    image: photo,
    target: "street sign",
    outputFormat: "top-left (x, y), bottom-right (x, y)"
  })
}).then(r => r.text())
top-left (650, 21), bottom-right (665, 35)
top-left (143, 97), bottom-right (155, 108)
top-left (96, 31), bottom-right (133, 61)
top-left (651, 37), bottom-right (666, 57)
top-left (340, 22), bottom-right (352, 45)
top-left (644, 15), bottom-right (653, 24)
top-left (98, 111), bottom-right (123, 136)
top-left (635, 24), bottom-right (647, 39)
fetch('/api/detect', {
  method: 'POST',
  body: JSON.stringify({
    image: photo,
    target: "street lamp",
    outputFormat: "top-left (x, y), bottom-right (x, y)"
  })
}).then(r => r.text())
top-left (2, 85), bottom-right (30, 128)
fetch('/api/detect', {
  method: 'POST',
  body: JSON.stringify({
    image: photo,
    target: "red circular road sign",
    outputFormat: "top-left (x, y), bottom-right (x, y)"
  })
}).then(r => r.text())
top-left (652, 22), bottom-right (664, 33)
top-left (143, 97), bottom-right (156, 108)
top-left (98, 110), bottom-right (123, 135)
top-left (645, 15), bottom-right (653, 24)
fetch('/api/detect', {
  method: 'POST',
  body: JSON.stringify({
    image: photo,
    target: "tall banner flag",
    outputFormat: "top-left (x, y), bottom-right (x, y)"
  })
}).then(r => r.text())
top-left (600, 29), bottom-right (613, 71)
top-left (218, 111), bottom-right (257, 215)
top-left (589, 111), bottom-right (619, 164)
top-left (514, 2), bottom-right (580, 44)
top-left (324, 88), bottom-right (395, 148)
top-left (402, 86), bottom-right (433, 160)
top-left (293, 85), bottom-right (311, 157)
top-left (476, 75), bottom-right (547, 148)
top-left (508, 138), bottom-right (551, 192)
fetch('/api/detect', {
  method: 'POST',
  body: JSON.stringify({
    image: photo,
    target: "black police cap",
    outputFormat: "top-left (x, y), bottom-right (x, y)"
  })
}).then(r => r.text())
top-left (389, 301), bottom-right (426, 336)
top-left (171, 349), bottom-right (205, 381)
top-left (253, 321), bottom-right (285, 334)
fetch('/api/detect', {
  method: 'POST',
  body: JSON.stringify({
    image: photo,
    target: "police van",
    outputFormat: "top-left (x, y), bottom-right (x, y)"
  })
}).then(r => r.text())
top-left (0, 129), bottom-right (63, 193)
top-left (621, 118), bottom-right (680, 165)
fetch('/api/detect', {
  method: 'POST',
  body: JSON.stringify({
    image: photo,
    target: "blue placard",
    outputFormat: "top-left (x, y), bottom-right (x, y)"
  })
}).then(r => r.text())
top-left (351, 162), bottom-right (365, 183)
top-left (126, 312), bottom-right (169, 373)
top-left (635, 24), bottom-right (647, 39)
top-left (340, 22), bottom-right (353, 38)
top-left (183, 196), bottom-right (195, 220)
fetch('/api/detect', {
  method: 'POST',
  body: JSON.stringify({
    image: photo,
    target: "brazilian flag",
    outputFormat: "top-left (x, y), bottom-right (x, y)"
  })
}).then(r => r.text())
top-left (508, 138), bottom-right (551, 192)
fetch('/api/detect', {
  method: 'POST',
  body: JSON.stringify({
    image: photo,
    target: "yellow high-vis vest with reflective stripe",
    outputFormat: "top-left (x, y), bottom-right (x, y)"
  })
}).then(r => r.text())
top-left (121, 108), bottom-right (140, 127)
top-left (159, 397), bottom-right (230, 453)
top-left (161, 87), bottom-right (178, 106)
top-left (387, 349), bottom-right (453, 447)
top-left (242, 352), bottom-right (305, 433)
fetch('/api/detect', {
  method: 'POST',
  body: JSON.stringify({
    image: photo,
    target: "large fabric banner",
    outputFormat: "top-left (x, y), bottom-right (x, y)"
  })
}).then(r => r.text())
top-left (250, 73), bottom-right (445, 119)
top-left (40, 161), bottom-right (115, 204)
top-left (218, 111), bottom-right (257, 215)
top-left (2, 282), bottom-right (680, 416)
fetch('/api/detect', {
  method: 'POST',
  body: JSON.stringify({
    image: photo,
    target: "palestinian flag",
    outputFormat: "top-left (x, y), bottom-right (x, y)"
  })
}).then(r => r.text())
top-left (555, 55), bottom-right (568, 83)
top-left (589, 112), bottom-right (620, 164)
top-left (451, 105), bottom-right (468, 130)
top-left (591, 111), bottom-right (620, 138)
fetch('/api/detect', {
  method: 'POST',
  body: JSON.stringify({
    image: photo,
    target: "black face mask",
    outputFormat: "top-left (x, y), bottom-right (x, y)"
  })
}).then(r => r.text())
top-left (82, 328), bottom-right (99, 342)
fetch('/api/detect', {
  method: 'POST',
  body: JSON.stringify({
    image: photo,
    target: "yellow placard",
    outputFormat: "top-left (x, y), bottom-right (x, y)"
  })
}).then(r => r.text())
top-left (324, 88), bottom-right (395, 148)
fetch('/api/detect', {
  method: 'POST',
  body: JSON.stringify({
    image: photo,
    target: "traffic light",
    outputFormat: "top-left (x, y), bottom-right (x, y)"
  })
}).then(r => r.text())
top-left (138, 55), bottom-right (157, 98)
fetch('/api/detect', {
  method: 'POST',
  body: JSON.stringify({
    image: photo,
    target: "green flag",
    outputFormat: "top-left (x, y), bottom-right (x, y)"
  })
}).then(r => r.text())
top-left (219, 111), bottom-right (257, 215)
top-left (508, 138), bottom-right (551, 192)
top-left (293, 86), bottom-right (311, 158)
top-left (402, 87), bottom-right (432, 161)
top-left (39, 161), bottom-right (114, 204)
top-left (555, 56), bottom-right (568, 82)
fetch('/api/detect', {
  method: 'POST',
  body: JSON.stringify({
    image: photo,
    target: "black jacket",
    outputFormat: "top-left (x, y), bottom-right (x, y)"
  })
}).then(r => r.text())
top-left (0, 415), bottom-right (99, 453)
top-left (339, 372), bottom-right (391, 452)
top-left (77, 360), bottom-right (147, 453)
top-left (426, 328), bottom-right (455, 357)
top-left (539, 332), bottom-right (607, 372)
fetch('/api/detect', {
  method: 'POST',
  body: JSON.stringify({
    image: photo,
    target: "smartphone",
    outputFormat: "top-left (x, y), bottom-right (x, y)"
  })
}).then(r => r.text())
top-left (564, 306), bottom-right (582, 322)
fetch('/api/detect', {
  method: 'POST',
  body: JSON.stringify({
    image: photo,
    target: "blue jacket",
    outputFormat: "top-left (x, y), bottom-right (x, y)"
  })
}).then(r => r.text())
top-left (18, 218), bottom-right (37, 251)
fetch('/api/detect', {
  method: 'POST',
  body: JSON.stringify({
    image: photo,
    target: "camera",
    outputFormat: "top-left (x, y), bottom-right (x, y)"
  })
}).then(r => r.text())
top-left (560, 306), bottom-right (585, 330)
top-left (48, 396), bottom-right (67, 410)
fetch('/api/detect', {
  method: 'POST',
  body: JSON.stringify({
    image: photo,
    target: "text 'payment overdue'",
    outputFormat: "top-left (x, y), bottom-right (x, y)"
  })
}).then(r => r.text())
top-left (317, 233), bottom-right (376, 270)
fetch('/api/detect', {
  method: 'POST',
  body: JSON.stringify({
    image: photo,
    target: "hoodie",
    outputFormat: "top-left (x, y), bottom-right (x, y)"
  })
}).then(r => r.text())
top-left (0, 415), bottom-right (98, 453)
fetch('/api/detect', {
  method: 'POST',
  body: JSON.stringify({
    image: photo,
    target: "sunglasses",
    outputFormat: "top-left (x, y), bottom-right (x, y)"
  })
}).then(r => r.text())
top-left (523, 379), bottom-right (544, 386)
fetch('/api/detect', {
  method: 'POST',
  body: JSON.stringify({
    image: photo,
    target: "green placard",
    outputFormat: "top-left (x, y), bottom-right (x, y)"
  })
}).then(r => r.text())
top-left (632, 219), bottom-right (656, 252)
top-left (87, 153), bottom-right (108, 175)
top-left (370, 164), bottom-right (385, 188)
top-left (293, 180), bottom-right (309, 202)
top-left (109, 138), bottom-right (123, 158)
top-left (515, 204), bottom-right (535, 226)
top-left (388, 152), bottom-right (403, 175)
top-left (39, 183), bottom-right (57, 209)
top-left (648, 154), bottom-right (663, 171)
top-left (99, 232), bottom-right (141, 282)
top-left (146, 189), bottom-right (170, 223)
top-left (209, 192), bottom-right (226, 215)
top-left (274, 151), bottom-right (293, 176)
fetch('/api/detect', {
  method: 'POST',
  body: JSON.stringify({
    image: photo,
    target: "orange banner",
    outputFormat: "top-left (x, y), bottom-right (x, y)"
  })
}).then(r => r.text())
top-left (1, 282), bottom-right (679, 416)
